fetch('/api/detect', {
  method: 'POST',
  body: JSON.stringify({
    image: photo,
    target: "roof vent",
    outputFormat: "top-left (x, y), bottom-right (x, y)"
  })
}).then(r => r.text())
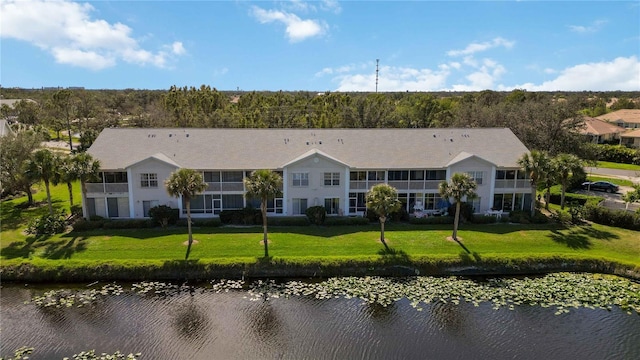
top-left (306, 142), bottom-right (310, 145)
top-left (433, 134), bottom-right (436, 138)
top-left (169, 134), bottom-right (172, 137)
top-left (450, 138), bottom-right (454, 142)
top-left (319, 141), bottom-right (322, 145)
top-left (186, 134), bottom-right (189, 138)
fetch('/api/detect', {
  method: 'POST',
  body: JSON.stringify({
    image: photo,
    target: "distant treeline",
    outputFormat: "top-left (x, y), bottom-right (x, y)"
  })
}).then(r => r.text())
top-left (1, 86), bottom-right (639, 156)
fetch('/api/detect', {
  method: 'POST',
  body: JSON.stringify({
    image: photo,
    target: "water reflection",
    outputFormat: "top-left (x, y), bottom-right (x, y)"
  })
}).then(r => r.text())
top-left (1, 281), bottom-right (639, 360)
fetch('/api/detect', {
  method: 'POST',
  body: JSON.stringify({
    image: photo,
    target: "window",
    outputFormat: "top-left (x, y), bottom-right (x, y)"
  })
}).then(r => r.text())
top-left (324, 198), bottom-right (340, 215)
top-left (466, 171), bottom-right (483, 185)
top-left (410, 170), bottom-right (425, 180)
top-left (368, 171), bottom-right (385, 181)
top-left (292, 172), bottom-right (309, 187)
top-left (324, 172), bottom-right (340, 186)
top-left (388, 170), bottom-right (408, 181)
top-left (470, 197), bottom-right (481, 213)
top-left (140, 173), bottom-right (158, 188)
top-left (292, 198), bottom-right (308, 215)
top-left (222, 171), bottom-right (243, 182)
top-left (183, 194), bottom-right (213, 214)
top-left (143, 200), bottom-right (159, 217)
top-left (222, 194), bottom-right (244, 209)
top-left (349, 192), bottom-right (366, 213)
top-left (350, 171), bottom-right (366, 181)
top-left (204, 171), bottom-right (220, 182)
top-left (426, 170), bottom-right (446, 180)
top-left (102, 172), bottom-right (128, 183)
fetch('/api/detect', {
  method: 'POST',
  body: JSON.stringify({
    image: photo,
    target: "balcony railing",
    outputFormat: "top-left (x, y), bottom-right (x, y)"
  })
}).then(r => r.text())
top-left (494, 179), bottom-right (530, 189)
top-left (85, 183), bottom-right (129, 193)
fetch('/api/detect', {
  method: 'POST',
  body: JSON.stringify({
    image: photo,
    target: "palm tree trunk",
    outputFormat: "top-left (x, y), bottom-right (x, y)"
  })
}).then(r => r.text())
top-left (45, 180), bottom-right (53, 215)
top-left (262, 201), bottom-right (269, 258)
top-left (81, 181), bottom-right (88, 219)
top-left (453, 202), bottom-right (461, 241)
top-left (67, 182), bottom-right (74, 207)
top-left (380, 217), bottom-right (389, 250)
top-left (530, 184), bottom-right (536, 217)
top-left (185, 199), bottom-right (193, 260)
top-left (545, 186), bottom-right (551, 210)
top-left (24, 185), bottom-right (33, 205)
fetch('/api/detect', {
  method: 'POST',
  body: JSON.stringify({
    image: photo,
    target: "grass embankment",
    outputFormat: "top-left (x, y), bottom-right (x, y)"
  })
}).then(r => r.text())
top-left (596, 161), bottom-right (640, 172)
top-left (2, 183), bottom-right (639, 282)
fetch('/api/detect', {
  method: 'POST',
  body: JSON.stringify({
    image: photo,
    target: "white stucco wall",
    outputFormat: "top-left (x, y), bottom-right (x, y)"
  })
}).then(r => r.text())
top-left (448, 157), bottom-right (494, 213)
top-left (284, 154), bottom-right (348, 215)
top-left (128, 158), bottom-right (178, 218)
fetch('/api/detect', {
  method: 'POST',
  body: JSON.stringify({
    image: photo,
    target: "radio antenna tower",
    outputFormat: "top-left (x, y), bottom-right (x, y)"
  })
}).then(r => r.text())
top-left (375, 59), bottom-right (380, 93)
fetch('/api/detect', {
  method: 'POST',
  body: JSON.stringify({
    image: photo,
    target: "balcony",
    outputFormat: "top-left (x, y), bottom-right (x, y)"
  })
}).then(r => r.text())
top-left (85, 183), bottom-right (129, 193)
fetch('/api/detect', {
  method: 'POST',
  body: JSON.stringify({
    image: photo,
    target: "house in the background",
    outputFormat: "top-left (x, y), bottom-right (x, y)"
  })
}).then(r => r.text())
top-left (580, 117), bottom-right (626, 144)
top-left (620, 129), bottom-right (640, 148)
top-left (0, 120), bottom-right (14, 137)
top-left (596, 109), bottom-right (640, 129)
top-left (85, 128), bottom-right (532, 220)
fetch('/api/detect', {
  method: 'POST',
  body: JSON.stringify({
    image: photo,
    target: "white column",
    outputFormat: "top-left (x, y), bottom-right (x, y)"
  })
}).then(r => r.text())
top-left (489, 165), bottom-right (496, 209)
top-left (343, 166), bottom-right (350, 215)
top-left (282, 169), bottom-right (288, 215)
top-left (127, 168), bottom-right (135, 218)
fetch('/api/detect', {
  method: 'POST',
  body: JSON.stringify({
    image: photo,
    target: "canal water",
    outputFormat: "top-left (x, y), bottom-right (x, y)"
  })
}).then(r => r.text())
top-left (1, 278), bottom-right (639, 360)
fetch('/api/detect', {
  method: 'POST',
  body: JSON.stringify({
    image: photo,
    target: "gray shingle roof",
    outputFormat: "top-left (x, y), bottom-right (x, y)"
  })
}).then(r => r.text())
top-left (88, 128), bottom-right (529, 170)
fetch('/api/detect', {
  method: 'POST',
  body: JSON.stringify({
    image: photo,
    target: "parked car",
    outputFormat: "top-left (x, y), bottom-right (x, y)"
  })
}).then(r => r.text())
top-left (581, 181), bottom-right (619, 193)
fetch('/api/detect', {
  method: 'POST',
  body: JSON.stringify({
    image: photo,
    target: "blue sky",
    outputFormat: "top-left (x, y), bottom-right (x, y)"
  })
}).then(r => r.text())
top-left (1, 0), bottom-right (639, 91)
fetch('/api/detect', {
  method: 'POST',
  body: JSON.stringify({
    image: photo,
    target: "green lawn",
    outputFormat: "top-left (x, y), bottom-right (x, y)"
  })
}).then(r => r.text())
top-left (596, 161), bottom-right (640, 172)
top-left (2, 183), bottom-right (639, 269)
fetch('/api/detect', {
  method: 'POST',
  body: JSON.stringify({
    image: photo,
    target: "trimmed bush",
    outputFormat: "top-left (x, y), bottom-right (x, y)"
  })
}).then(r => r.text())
top-left (470, 215), bottom-right (498, 224)
top-left (305, 206), bottom-right (326, 225)
top-left (102, 219), bottom-right (154, 229)
top-left (176, 218), bottom-right (222, 227)
top-left (324, 216), bottom-right (371, 226)
top-left (219, 208), bottom-right (261, 225)
top-left (72, 219), bottom-right (106, 231)
top-left (148, 205), bottom-right (179, 228)
top-left (267, 216), bottom-right (310, 226)
top-left (584, 204), bottom-right (640, 230)
top-left (409, 216), bottom-right (455, 225)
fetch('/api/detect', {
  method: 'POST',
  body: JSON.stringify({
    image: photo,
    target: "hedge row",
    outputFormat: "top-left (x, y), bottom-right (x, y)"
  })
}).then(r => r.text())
top-left (585, 143), bottom-right (640, 165)
top-left (584, 205), bottom-right (640, 231)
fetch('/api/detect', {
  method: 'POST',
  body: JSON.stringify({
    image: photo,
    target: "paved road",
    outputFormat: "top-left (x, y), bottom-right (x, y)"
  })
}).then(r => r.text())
top-left (586, 167), bottom-right (640, 183)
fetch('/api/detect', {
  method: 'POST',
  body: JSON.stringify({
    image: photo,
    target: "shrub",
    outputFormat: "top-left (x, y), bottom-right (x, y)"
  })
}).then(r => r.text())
top-left (584, 204), bottom-right (640, 230)
top-left (324, 216), bottom-right (371, 226)
top-left (25, 210), bottom-right (68, 236)
top-left (219, 208), bottom-right (261, 225)
top-left (267, 216), bottom-right (310, 226)
top-left (176, 218), bottom-right (222, 227)
top-left (585, 143), bottom-right (640, 164)
top-left (548, 187), bottom-right (603, 206)
top-left (148, 205), bottom-right (179, 228)
top-left (470, 215), bottom-right (497, 224)
top-left (72, 219), bottom-right (105, 231)
top-left (102, 219), bottom-right (154, 229)
top-left (409, 216), bottom-right (454, 225)
top-left (305, 206), bottom-right (326, 225)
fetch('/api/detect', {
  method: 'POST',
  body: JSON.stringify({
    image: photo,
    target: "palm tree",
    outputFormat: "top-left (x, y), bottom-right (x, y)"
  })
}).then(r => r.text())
top-left (553, 153), bottom-right (583, 209)
top-left (72, 153), bottom-right (101, 219)
top-left (518, 150), bottom-right (551, 216)
top-left (244, 169), bottom-right (283, 258)
top-left (165, 168), bottom-right (207, 260)
top-left (55, 155), bottom-right (77, 207)
top-left (622, 184), bottom-right (640, 211)
top-left (24, 149), bottom-right (60, 215)
top-left (439, 173), bottom-right (478, 241)
top-left (366, 183), bottom-right (402, 250)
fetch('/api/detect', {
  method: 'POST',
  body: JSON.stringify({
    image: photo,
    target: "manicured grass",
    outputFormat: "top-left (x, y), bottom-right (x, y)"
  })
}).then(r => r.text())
top-left (596, 161), bottom-right (640, 172)
top-left (2, 184), bottom-right (639, 270)
top-left (587, 175), bottom-right (636, 187)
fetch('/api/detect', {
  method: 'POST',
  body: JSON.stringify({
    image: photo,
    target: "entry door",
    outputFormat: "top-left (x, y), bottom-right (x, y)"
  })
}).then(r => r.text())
top-left (213, 198), bottom-right (222, 215)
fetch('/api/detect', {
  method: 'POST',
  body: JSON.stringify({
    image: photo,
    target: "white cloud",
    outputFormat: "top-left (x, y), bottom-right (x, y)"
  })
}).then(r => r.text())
top-left (568, 19), bottom-right (607, 33)
top-left (447, 37), bottom-right (515, 57)
top-left (331, 65), bottom-right (450, 92)
top-left (0, 0), bottom-right (185, 70)
top-left (251, 6), bottom-right (327, 42)
top-left (508, 56), bottom-right (640, 91)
